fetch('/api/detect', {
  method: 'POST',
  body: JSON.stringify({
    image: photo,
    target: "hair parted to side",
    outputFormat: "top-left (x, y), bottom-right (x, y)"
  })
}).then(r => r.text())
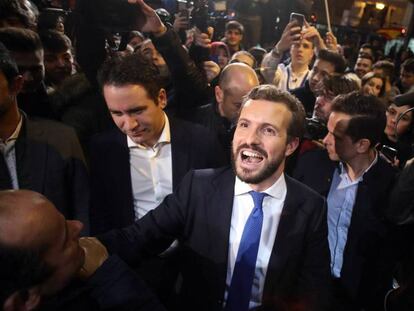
top-left (241, 84), bottom-right (305, 141)
top-left (97, 54), bottom-right (163, 103)
top-left (317, 49), bottom-right (347, 74)
top-left (0, 27), bottom-right (42, 52)
top-left (331, 91), bottom-right (386, 147)
top-left (39, 30), bottom-right (72, 54)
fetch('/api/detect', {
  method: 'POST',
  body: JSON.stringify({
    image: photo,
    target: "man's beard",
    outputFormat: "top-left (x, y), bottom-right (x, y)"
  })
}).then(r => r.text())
top-left (231, 143), bottom-right (283, 184)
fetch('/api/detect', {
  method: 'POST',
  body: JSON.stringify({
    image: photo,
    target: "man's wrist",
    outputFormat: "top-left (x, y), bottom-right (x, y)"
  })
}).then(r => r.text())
top-left (271, 45), bottom-right (282, 58)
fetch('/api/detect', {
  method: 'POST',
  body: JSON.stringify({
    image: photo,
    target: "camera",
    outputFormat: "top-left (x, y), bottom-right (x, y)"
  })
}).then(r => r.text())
top-left (304, 117), bottom-right (328, 140)
top-left (380, 145), bottom-right (398, 162)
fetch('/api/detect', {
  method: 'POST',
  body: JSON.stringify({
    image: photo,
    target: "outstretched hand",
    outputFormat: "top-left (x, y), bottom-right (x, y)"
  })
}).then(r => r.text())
top-left (77, 237), bottom-right (109, 279)
top-left (127, 0), bottom-right (166, 36)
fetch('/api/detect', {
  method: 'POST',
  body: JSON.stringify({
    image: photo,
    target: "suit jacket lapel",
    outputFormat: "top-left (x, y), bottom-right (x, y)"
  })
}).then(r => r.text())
top-left (263, 176), bottom-right (302, 296)
top-left (170, 117), bottom-right (189, 190)
top-left (112, 131), bottom-right (135, 225)
top-left (206, 168), bottom-right (235, 300)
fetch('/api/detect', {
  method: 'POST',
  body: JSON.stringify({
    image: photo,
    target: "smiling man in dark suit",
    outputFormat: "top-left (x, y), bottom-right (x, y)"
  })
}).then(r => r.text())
top-left (85, 83), bottom-right (331, 311)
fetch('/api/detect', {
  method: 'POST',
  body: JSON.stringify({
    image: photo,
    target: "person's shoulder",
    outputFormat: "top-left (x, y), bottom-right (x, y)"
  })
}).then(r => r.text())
top-left (27, 117), bottom-right (76, 135)
top-left (286, 175), bottom-right (325, 202)
top-left (90, 127), bottom-right (125, 145)
top-left (298, 148), bottom-right (330, 166)
top-left (170, 115), bottom-right (215, 138)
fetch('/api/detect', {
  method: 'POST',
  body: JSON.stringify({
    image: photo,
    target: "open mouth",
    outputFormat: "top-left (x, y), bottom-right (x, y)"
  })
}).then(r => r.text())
top-left (240, 150), bottom-right (264, 164)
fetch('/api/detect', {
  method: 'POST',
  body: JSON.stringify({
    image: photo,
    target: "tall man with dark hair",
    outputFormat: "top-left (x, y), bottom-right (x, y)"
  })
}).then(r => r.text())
top-left (89, 53), bottom-right (226, 303)
top-left (292, 49), bottom-right (347, 116)
top-left (294, 92), bottom-right (397, 310)
top-left (0, 42), bottom-right (89, 233)
top-left (0, 27), bottom-right (55, 119)
top-left (39, 30), bottom-right (74, 92)
top-left (353, 54), bottom-right (374, 79)
top-left (398, 58), bottom-right (414, 93)
top-left (85, 84), bottom-right (332, 311)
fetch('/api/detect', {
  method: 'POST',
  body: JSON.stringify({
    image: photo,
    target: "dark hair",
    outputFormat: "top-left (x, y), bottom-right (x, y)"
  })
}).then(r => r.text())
top-left (225, 20), bottom-right (244, 34)
top-left (0, 27), bottom-right (42, 52)
top-left (39, 30), bottom-right (72, 54)
top-left (0, 41), bottom-right (19, 85)
top-left (357, 53), bottom-right (374, 64)
top-left (321, 74), bottom-right (360, 96)
top-left (372, 60), bottom-right (394, 80)
top-left (0, 0), bottom-right (32, 28)
top-left (361, 72), bottom-right (386, 97)
top-left (317, 49), bottom-right (346, 74)
top-left (331, 92), bottom-right (386, 147)
top-left (0, 244), bottom-right (53, 306)
top-left (98, 54), bottom-right (162, 103)
top-left (242, 84), bottom-right (305, 141)
top-left (360, 43), bottom-right (374, 53)
top-left (37, 12), bottom-right (64, 32)
top-left (401, 58), bottom-right (414, 74)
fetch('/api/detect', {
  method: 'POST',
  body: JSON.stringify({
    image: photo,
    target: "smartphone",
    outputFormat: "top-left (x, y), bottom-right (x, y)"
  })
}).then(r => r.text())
top-left (290, 12), bottom-right (305, 28)
top-left (381, 145), bottom-right (397, 161)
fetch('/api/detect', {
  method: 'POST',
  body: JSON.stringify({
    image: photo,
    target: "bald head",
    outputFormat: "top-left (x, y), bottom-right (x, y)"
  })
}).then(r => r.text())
top-left (0, 190), bottom-right (54, 248)
top-left (216, 63), bottom-right (259, 122)
top-left (0, 190), bottom-right (84, 308)
top-left (219, 63), bottom-right (259, 90)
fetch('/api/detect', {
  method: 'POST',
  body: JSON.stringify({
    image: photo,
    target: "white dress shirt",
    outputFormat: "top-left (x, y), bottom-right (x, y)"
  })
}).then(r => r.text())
top-left (225, 174), bottom-right (287, 309)
top-left (0, 116), bottom-right (23, 189)
top-left (128, 113), bottom-right (172, 220)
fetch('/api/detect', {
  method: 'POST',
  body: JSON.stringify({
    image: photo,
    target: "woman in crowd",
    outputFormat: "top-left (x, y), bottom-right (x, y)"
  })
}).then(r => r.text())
top-left (361, 72), bottom-right (386, 98)
top-left (210, 41), bottom-right (230, 69)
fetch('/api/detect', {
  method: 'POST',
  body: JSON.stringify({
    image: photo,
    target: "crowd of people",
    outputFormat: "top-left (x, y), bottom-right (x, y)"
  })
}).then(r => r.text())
top-left (1, 0), bottom-right (414, 310)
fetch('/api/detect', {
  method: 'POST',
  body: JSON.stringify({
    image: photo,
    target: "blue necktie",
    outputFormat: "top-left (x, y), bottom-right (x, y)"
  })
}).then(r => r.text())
top-left (226, 191), bottom-right (267, 311)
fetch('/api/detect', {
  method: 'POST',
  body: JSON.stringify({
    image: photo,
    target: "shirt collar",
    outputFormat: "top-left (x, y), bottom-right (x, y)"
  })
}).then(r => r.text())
top-left (0, 115), bottom-right (23, 144)
top-left (339, 151), bottom-right (378, 182)
top-left (127, 113), bottom-right (170, 150)
top-left (234, 173), bottom-right (286, 199)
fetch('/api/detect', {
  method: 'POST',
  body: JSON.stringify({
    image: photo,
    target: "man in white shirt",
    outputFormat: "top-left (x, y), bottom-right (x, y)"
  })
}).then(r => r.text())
top-left (85, 84), bottom-right (331, 311)
top-left (88, 52), bottom-right (226, 305)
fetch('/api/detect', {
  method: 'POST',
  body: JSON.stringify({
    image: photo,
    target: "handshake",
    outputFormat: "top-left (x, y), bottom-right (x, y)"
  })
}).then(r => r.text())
top-left (77, 237), bottom-right (109, 279)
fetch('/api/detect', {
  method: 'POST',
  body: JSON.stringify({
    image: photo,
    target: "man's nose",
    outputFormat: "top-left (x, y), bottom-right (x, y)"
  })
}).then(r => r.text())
top-left (68, 220), bottom-right (84, 238)
top-left (123, 116), bottom-right (138, 131)
top-left (245, 128), bottom-right (261, 145)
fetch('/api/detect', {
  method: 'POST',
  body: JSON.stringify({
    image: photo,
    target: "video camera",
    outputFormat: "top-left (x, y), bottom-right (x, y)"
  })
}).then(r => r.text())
top-left (304, 117), bottom-right (328, 141)
top-left (176, 0), bottom-right (209, 32)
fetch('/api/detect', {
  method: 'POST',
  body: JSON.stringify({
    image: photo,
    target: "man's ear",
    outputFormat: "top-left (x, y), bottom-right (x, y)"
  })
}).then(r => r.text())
top-left (3, 288), bottom-right (41, 311)
top-left (9, 75), bottom-right (24, 97)
top-left (157, 88), bottom-right (167, 110)
top-left (215, 85), bottom-right (224, 105)
top-left (285, 137), bottom-right (300, 157)
top-left (355, 138), bottom-right (371, 154)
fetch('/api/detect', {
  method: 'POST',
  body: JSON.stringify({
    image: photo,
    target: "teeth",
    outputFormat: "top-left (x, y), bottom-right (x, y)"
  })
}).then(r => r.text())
top-left (242, 151), bottom-right (263, 158)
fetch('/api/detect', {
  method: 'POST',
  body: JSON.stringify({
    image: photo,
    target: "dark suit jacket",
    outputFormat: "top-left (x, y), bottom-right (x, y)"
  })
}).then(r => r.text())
top-left (293, 149), bottom-right (398, 310)
top-left (89, 117), bottom-right (227, 235)
top-left (99, 167), bottom-right (332, 311)
top-left (40, 255), bottom-right (167, 311)
top-left (0, 116), bottom-right (89, 233)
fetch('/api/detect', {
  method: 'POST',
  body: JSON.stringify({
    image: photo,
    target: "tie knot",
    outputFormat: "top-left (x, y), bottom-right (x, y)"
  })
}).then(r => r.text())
top-left (249, 191), bottom-right (267, 209)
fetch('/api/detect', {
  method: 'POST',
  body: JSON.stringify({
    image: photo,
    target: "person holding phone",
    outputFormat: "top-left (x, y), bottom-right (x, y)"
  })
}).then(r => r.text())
top-left (261, 14), bottom-right (326, 91)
